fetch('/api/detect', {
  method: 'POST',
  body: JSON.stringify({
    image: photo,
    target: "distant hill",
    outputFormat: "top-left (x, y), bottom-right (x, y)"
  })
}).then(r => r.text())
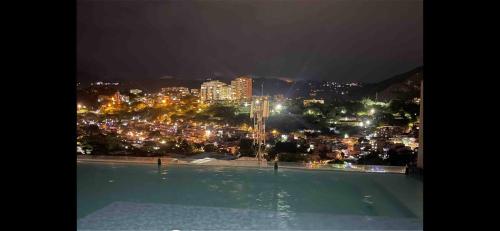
top-left (252, 78), bottom-right (296, 96)
top-left (123, 78), bottom-right (204, 92)
top-left (78, 67), bottom-right (423, 101)
top-left (351, 66), bottom-right (423, 101)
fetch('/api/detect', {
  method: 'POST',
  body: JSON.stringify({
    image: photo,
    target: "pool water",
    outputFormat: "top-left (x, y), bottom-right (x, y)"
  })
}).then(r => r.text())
top-left (77, 162), bottom-right (423, 230)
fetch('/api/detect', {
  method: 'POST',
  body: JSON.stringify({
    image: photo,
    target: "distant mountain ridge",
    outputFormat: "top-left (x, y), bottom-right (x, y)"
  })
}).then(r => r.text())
top-left (78, 66), bottom-right (423, 101)
top-left (351, 66), bottom-right (423, 101)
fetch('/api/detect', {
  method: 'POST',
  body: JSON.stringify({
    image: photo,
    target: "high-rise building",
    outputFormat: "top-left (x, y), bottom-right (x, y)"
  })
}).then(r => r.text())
top-left (231, 76), bottom-right (252, 102)
top-left (200, 80), bottom-right (231, 103)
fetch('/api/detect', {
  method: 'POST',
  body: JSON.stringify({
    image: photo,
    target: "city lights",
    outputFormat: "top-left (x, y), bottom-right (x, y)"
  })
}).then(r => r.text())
top-left (275, 104), bottom-right (282, 111)
top-left (77, 64), bottom-right (421, 177)
top-left (281, 134), bottom-right (288, 142)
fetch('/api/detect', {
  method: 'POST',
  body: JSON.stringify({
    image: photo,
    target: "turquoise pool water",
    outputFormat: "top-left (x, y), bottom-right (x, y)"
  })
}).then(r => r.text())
top-left (77, 162), bottom-right (423, 230)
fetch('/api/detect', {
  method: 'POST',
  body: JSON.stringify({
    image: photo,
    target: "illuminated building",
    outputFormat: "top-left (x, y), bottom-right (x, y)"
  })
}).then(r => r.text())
top-left (130, 89), bottom-right (142, 94)
top-left (91, 81), bottom-right (119, 86)
top-left (230, 76), bottom-right (252, 102)
top-left (303, 99), bottom-right (324, 106)
top-left (113, 91), bottom-right (121, 105)
top-left (337, 117), bottom-right (362, 126)
top-left (375, 126), bottom-right (405, 138)
top-left (120, 95), bottom-right (129, 103)
top-left (200, 80), bottom-right (231, 103)
top-left (190, 89), bottom-right (199, 97)
top-left (161, 87), bottom-right (190, 97)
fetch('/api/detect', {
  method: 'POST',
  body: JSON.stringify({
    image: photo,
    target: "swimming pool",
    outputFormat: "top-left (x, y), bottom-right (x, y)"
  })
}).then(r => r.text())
top-left (77, 162), bottom-right (423, 230)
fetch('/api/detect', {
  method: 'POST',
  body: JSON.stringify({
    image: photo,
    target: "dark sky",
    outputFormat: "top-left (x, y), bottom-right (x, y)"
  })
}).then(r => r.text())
top-left (77, 0), bottom-right (422, 83)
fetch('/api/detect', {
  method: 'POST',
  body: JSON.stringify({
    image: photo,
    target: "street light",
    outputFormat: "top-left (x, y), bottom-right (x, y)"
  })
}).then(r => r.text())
top-left (275, 104), bottom-right (282, 111)
top-left (370, 108), bottom-right (375, 114)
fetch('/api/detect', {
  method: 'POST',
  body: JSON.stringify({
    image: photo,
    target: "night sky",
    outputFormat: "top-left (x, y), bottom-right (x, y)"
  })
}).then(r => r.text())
top-left (77, 0), bottom-right (422, 83)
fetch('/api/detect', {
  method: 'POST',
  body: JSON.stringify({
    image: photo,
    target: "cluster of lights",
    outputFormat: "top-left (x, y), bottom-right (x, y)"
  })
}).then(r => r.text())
top-left (358, 120), bottom-right (372, 127)
top-left (80, 82), bottom-right (398, 159)
top-left (281, 134), bottom-right (288, 142)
